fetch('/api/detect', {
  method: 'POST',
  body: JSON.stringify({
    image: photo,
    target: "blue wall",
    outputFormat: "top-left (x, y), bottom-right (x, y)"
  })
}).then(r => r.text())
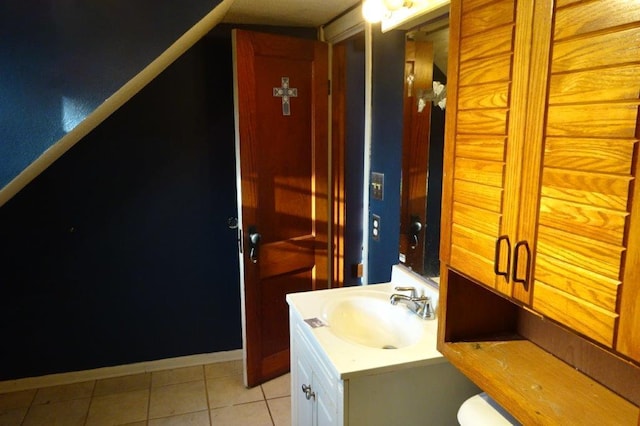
top-left (0, 24), bottom-right (318, 381)
top-left (0, 0), bottom-right (222, 190)
top-left (368, 28), bottom-right (405, 283)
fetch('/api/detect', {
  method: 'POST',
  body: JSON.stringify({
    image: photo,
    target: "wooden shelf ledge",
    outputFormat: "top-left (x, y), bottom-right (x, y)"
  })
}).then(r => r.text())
top-left (441, 339), bottom-right (639, 425)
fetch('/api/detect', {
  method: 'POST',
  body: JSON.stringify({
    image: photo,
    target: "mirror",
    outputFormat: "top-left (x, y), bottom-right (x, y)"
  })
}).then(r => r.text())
top-left (398, 13), bottom-right (449, 283)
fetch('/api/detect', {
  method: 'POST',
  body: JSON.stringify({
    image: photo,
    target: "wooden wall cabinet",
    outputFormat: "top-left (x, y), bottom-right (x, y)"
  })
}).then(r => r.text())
top-left (441, 0), bottom-right (640, 360)
top-left (439, 0), bottom-right (640, 422)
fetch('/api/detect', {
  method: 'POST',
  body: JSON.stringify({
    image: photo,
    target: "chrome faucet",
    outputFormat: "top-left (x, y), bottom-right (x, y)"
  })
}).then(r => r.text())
top-left (390, 286), bottom-right (434, 320)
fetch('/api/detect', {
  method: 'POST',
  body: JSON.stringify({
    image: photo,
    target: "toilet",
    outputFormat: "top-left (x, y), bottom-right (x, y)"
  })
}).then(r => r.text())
top-left (457, 392), bottom-right (520, 425)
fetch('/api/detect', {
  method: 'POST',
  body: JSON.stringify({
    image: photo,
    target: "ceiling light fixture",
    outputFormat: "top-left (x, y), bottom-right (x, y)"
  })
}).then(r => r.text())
top-left (362, 0), bottom-right (414, 23)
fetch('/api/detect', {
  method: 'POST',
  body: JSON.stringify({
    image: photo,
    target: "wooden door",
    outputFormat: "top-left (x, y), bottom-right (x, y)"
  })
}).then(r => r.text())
top-left (233, 29), bottom-right (329, 387)
top-left (522, 0), bottom-right (640, 353)
top-left (399, 39), bottom-right (433, 274)
top-left (441, 0), bottom-right (533, 300)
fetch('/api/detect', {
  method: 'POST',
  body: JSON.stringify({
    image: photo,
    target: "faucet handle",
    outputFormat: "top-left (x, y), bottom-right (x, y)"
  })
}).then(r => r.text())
top-left (394, 286), bottom-right (417, 298)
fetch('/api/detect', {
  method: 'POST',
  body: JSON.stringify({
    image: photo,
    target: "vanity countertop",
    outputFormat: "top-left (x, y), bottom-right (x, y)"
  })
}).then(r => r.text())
top-left (286, 280), bottom-right (446, 381)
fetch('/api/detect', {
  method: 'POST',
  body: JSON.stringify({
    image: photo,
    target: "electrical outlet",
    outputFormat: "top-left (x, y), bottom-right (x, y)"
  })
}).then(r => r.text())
top-left (372, 214), bottom-right (381, 241)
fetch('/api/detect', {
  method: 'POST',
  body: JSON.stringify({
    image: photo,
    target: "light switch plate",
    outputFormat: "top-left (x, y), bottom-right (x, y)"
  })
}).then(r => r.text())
top-left (371, 172), bottom-right (384, 200)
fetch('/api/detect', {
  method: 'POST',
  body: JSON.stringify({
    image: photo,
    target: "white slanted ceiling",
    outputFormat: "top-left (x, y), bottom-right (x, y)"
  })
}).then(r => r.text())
top-left (223, 0), bottom-right (359, 27)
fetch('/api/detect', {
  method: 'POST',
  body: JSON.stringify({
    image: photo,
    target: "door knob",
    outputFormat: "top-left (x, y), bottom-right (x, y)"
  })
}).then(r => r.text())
top-left (248, 227), bottom-right (261, 264)
top-left (409, 216), bottom-right (423, 249)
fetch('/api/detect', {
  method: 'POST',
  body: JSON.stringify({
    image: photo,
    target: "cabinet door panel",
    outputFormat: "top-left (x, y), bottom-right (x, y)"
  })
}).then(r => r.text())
top-left (535, 253), bottom-right (620, 312)
top-left (459, 54), bottom-right (511, 85)
top-left (552, 27), bottom-right (640, 73)
top-left (453, 180), bottom-right (502, 212)
top-left (554, 0), bottom-right (640, 40)
top-left (457, 109), bottom-right (508, 135)
top-left (461, 0), bottom-right (515, 36)
top-left (549, 65), bottom-right (640, 105)
top-left (536, 226), bottom-right (624, 280)
top-left (455, 135), bottom-right (506, 162)
top-left (452, 202), bottom-right (501, 237)
top-left (538, 198), bottom-right (627, 246)
top-left (543, 137), bottom-right (636, 174)
top-left (454, 158), bottom-right (505, 188)
top-left (534, 280), bottom-right (618, 347)
top-left (460, 25), bottom-right (514, 61)
top-left (540, 169), bottom-right (631, 211)
top-left (547, 103), bottom-right (639, 138)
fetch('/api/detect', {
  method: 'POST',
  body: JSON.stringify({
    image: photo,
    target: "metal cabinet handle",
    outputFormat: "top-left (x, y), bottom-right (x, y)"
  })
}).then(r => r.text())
top-left (494, 235), bottom-right (511, 279)
top-left (512, 240), bottom-right (531, 288)
top-left (301, 384), bottom-right (316, 401)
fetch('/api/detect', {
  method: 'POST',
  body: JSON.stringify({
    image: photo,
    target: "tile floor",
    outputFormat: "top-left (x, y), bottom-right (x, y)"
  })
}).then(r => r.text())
top-left (0, 360), bottom-right (291, 426)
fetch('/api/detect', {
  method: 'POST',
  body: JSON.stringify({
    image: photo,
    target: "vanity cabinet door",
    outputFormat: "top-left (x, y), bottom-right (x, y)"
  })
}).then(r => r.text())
top-left (291, 320), bottom-right (340, 426)
top-left (441, 0), bottom-right (533, 300)
top-left (522, 0), bottom-right (640, 355)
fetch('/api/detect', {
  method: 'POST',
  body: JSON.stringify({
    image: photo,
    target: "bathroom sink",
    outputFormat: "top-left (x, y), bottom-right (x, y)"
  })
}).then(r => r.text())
top-left (321, 290), bottom-right (425, 349)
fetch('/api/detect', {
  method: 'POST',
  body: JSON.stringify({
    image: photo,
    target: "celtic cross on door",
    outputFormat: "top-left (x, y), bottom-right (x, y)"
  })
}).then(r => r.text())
top-left (272, 77), bottom-right (298, 116)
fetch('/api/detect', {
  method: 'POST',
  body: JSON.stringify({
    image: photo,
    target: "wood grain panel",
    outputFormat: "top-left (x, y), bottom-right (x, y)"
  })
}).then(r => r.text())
top-left (452, 202), bottom-right (501, 236)
top-left (454, 158), bottom-right (504, 188)
top-left (459, 54), bottom-right (512, 86)
top-left (260, 236), bottom-right (316, 280)
top-left (549, 65), bottom-right (640, 104)
top-left (552, 27), bottom-right (640, 73)
top-left (441, 340), bottom-right (639, 425)
top-left (462, 0), bottom-right (508, 15)
top-left (536, 225), bottom-right (624, 280)
top-left (543, 137), bottom-right (636, 175)
top-left (453, 179), bottom-right (503, 213)
top-left (455, 135), bottom-right (506, 162)
top-left (533, 280), bottom-right (617, 347)
top-left (555, 0), bottom-right (584, 7)
top-left (460, 25), bottom-right (514, 62)
top-left (451, 223), bottom-right (496, 260)
top-left (538, 197), bottom-right (627, 246)
top-left (457, 109), bottom-right (508, 135)
top-left (546, 103), bottom-right (639, 139)
top-left (541, 168), bottom-right (631, 210)
top-left (461, 0), bottom-right (514, 38)
top-left (534, 252), bottom-right (620, 312)
top-left (458, 82), bottom-right (510, 109)
top-left (554, 0), bottom-right (640, 40)
top-left (450, 244), bottom-right (496, 288)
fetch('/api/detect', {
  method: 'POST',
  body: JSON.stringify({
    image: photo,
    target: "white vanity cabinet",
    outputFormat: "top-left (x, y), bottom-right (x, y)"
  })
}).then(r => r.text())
top-left (291, 319), bottom-right (340, 425)
top-left (288, 282), bottom-right (481, 426)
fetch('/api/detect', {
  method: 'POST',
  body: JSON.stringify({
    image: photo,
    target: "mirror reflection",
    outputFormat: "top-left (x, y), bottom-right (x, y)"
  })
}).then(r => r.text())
top-left (398, 14), bottom-right (449, 282)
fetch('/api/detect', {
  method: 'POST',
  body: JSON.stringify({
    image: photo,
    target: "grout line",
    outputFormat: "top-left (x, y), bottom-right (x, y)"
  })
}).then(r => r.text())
top-left (260, 384), bottom-right (276, 426)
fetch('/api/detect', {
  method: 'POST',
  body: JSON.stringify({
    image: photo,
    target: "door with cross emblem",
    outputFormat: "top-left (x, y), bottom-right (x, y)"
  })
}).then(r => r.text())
top-left (232, 29), bottom-right (329, 387)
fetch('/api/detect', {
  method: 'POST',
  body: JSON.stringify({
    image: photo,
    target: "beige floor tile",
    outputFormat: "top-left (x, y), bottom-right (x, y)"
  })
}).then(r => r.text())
top-left (94, 373), bottom-right (151, 397)
top-left (267, 396), bottom-right (291, 426)
top-left (0, 389), bottom-right (36, 410)
top-left (33, 381), bottom-right (95, 405)
top-left (261, 374), bottom-right (290, 399)
top-left (204, 360), bottom-right (242, 380)
top-left (207, 374), bottom-right (264, 409)
top-left (0, 407), bottom-right (29, 426)
top-left (22, 398), bottom-right (90, 426)
top-left (152, 366), bottom-right (204, 388)
top-left (85, 389), bottom-right (149, 426)
top-left (210, 401), bottom-right (272, 426)
top-left (148, 410), bottom-right (210, 426)
top-left (149, 380), bottom-right (208, 419)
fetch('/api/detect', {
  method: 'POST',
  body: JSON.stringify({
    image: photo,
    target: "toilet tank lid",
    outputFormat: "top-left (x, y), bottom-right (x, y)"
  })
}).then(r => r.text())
top-left (457, 392), bottom-right (520, 426)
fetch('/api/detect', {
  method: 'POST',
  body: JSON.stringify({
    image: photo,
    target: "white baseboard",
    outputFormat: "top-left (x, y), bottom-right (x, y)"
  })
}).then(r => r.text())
top-left (0, 349), bottom-right (242, 395)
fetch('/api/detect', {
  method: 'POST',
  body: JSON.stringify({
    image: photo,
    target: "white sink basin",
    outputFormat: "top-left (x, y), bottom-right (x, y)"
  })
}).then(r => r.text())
top-left (321, 290), bottom-right (425, 349)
